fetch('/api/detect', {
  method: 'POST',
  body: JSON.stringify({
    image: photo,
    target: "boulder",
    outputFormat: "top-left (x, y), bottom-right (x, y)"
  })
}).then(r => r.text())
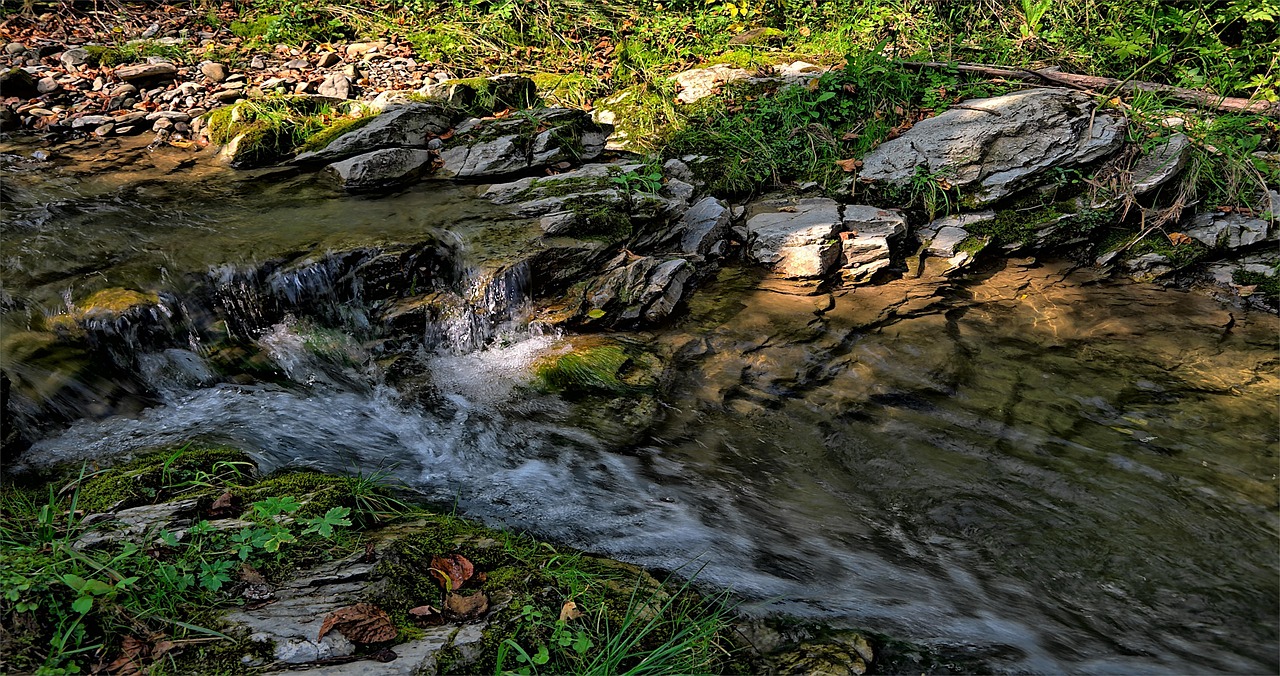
top-left (839, 205), bottom-right (907, 283)
top-left (114, 62), bottom-right (178, 84)
top-left (326, 147), bottom-right (435, 191)
top-left (745, 198), bottom-right (843, 278)
top-left (858, 88), bottom-right (1126, 205)
top-left (437, 108), bottom-right (609, 178)
top-left (295, 102), bottom-right (455, 164)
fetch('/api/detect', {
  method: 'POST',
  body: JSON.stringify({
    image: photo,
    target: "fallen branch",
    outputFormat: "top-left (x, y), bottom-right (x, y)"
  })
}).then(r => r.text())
top-left (898, 61), bottom-right (1280, 117)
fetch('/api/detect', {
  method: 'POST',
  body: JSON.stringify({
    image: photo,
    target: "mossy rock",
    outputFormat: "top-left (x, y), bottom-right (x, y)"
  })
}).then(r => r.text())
top-left (45, 288), bottom-right (162, 334)
top-left (74, 446), bottom-right (254, 513)
top-left (298, 112), bottom-right (379, 153)
top-left (592, 83), bottom-right (680, 151)
top-left (529, 72), bottom-right (597, 108)
top-left (534, 338), bottom-right (660, 396)
top-left (430, 75), bottom-right (538, 115)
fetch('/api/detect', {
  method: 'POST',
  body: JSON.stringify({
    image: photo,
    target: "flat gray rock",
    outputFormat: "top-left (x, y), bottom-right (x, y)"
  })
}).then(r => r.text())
top-left (859, 89), bottom-right (1126, 204)
top-left (745, 198), bottom-right (843, 278)
top-left (437, 108), bottom-right (609, 178)
top-left (1132, 133), bottom-right (1190, 195)
top-left (327, 147), bottom-right (434, 191)
top-left (1184, 212), bottom-right (1271, 250)
top-left (840, 206), bottom-right (907, 283)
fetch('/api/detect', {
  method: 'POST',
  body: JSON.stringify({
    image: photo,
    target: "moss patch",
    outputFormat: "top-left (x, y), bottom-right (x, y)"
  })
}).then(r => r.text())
top-left (74, 445), bottom-right (253, 513)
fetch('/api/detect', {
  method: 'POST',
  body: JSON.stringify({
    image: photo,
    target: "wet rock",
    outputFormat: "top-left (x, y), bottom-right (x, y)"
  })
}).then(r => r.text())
top-left (115, 62), bottom-right (178, 84)
top-left (671, 195), bottom-right (731, 255)
top-left (327, 147), bottom-right (435, 191)
top-left (839, 205), bottom-right (907, 283)
top-left (1123, 252), bottom-right (1173, 280)
top-left (581, 254), bottom-right (695, 326)
top-left (296, 102), bottom-right (455, 164)
top-left (1132, 132), bottom-right (1190, 196)
top-left (0, 105), bottom-right (19, 131)
top-left (859, 88), bottom-right (1126, 205)
top-left (745, 197), bottom-right (843, 278)
top-left (0, 67), bottom-right (38, 99)
top-left (318, 72), bottom-right (353, 99)
top-left (1184, 211), bottom-right (1272, 250)
top-left (35, 76), bottom-right (59, 94)
top-left (200, 61), bottom-right (229, 82)
top-left (422, 74), bottom-right (537, 113)
top-left (437, 108), bottom-right (609, 178)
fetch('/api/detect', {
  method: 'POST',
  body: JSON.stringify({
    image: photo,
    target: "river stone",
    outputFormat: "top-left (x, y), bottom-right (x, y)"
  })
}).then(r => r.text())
top-left (327, 147), bottom-right (435, 191)
top-left (318, 72), bottom-right (352, 99)
top-left (437, 108), bottom-right (609, 178)
top-left (840, 205), bottom-right (907, 282)
top-left (1, 67), bottom-right (38, 99)
top-left (115, 62), bottom-right (178, 83)
top-left (200, 61), bottom-right (229, 82)
top-left (671, 61), bottom-right (828, 104)
top-left (59, 47), bottom-right (89, 67)
top-left (295, 102), bottom-right (455, 164)
top-left (1132, 132), bottom-right (1190, 195)
top-left (1183, 211), bottom-right (1271, 250)
top-left (858, 88), bottom-right (1126, 205)
top-left (745, 197), bottom-right (843, 278)
top-left (70, 114), bottom-right (113, 129)
top-left (316, 51), bottom-right (340, 68)
top-left (36, 76), bottom-right (59, 94)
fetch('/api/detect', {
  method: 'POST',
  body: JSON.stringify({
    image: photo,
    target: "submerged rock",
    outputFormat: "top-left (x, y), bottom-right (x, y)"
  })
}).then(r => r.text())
top-left (580, 253), bottom-right (695, 327)
top-left (858, 88), bottom-right (1126, 205)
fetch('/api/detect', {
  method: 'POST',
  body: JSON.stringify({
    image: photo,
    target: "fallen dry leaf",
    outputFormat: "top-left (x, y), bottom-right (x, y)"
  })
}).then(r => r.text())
top-left (444, 592), bottom-right (489, 621)
top-left (429, 554), bottom-right (475, 592)
top-left (559, 601), bottom-right (582, 622)
top-left (318, 603), bottom-right (397, 644)
top-left (208, 492), bottom-right (237, 517)
top-left (105, 635), bottom-right (147, 675)
top-left (1168, 232), bottom-right (1192, 246)
top-left (835, 158), bottom-right (860, 172)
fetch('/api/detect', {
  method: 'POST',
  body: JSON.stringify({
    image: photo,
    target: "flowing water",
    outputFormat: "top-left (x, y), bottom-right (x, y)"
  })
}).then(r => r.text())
top-left (3, 139), bottom-right (1277, 674)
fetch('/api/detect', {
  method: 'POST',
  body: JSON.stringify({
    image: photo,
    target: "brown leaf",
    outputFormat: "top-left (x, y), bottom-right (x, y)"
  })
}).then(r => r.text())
top-left (1168, 232), bottom-right (1193, 246)
top-left (208, 492), bottom-right (237, 517)
top-left (239, 564), bottom-right (267, 585)
top-left (559, 601), bottom-right (582, 623)
top-left (841, 130), bottom-right (861, 141)
top-left (835, 158), bottom-right (860, 172)
top-left (444, 592), bottom-right (489, 620)
top-left (429, 554), bottom-right (475, 592)
top-left (318, 603), bottom-right (398, 644)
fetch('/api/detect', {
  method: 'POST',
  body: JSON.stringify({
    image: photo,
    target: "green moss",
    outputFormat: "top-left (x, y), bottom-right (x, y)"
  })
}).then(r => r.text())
top-left (530, 72), bottom-right (598, 108)
top-left (594, 83), bottom-right (682, 152)
top-left (1232, 268), bottom-right (1280, 302)
top-left (1127, 232), bottom-right (1209, 268)
top-left (532, 340), bottom-right (663, 397)
top-left (75, 446), bottom-right (253, 513)
top-left (299, 113), bottom-right (379, 152)
top-left (230, 15), bottom-right (279, 40)
top-left (204, 97), bottom-right (366, 166)
top-left (82, 41), bottom-right (189, 67)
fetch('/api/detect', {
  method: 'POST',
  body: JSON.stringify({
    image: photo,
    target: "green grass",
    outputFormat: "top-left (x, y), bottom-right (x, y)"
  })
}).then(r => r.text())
top-left (1, 445), bottom-right (740, 676)
top-left (204, 97), bottom-right (378, 165)
top-left (84, 40), bottom-right (190, 66)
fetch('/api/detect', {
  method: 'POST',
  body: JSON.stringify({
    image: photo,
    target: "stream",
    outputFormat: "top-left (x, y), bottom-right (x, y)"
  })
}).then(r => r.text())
top-left (2, 139), bottom-right (1277, 674)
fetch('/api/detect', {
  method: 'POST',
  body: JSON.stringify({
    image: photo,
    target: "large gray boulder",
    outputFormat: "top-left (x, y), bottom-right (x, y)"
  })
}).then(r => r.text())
top-left (296, 102), bottom-right (455, 164)
top-left (326, 147), bottom-right (435, 191)
top-left (745, 198), bottom-right (844, 278)
top-left (858, 88), bottom-right (1126, 205)
top-left (438, 108), bottom-right (610, 178)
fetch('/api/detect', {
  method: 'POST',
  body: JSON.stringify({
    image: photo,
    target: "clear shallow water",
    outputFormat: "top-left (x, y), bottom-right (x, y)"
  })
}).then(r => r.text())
top-left (3, 139), bottom-right (1278, 674)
